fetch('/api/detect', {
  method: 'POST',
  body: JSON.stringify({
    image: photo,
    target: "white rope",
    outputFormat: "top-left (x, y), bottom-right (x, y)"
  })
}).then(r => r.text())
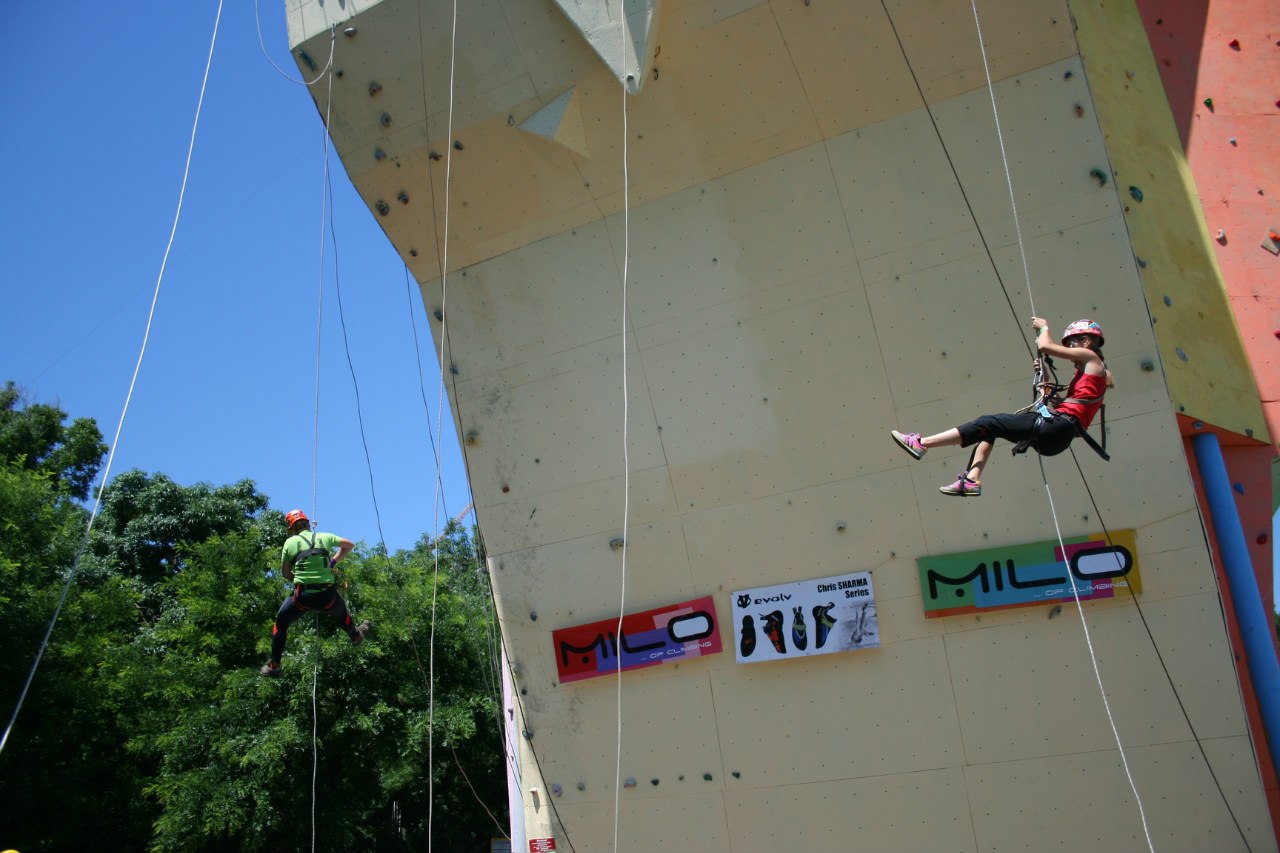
top-left (969, 1), bottom-right (1154, 847)
top-left (613, 12), bottom-right (634, 853)
top-left (254, 0), bottom-right (335, 86)
top-left (427, 2), bottom-right (460, 848)
top-left (0, 0), bottom-right (224, 757)
top-left (307, 34), bottom-right (337, 853)
top-left (1039, 460), bottom-right (1156, 852)
top-left (969, 0), bottom-right (1035, 320)
top-left (310, 28), bottom-right (337, 530)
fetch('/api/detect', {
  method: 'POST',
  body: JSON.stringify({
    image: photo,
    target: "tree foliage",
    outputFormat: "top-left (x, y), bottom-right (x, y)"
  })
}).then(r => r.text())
top-left (0, 385), bottom-right (507, 852)
top-left (0, 381), bottom-right (107, 500)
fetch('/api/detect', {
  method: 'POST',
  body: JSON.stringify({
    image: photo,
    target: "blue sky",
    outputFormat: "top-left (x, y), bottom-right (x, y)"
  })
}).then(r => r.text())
top-left (1, 2), bottom-right (471, 553)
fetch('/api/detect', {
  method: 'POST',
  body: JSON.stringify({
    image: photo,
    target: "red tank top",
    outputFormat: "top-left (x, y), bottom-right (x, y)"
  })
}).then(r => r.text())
top-left (1055, 369), bottom-right (1107, 428)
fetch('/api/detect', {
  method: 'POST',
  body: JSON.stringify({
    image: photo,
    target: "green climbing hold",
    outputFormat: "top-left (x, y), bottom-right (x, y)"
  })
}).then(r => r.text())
top-left (1203, 97), bottom-right (1214, 109)
top-left (1090, 168), bottom-right (1108, 187)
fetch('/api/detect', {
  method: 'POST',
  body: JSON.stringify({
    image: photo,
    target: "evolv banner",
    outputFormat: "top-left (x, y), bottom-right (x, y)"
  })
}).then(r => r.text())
top-left (552, 595), bottom-right (722, 684)
top-left (918, 529), bottom-right (1141, 618)
top-left (730, 571), bottom-right (879, 664)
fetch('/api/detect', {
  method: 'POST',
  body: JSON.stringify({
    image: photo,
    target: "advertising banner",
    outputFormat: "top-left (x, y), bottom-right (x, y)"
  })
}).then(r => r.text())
top-left (730, 571), bottom-right (878, 663)
top-left (918, 529), bottom-right (1141, 618)
top-left (552, 595), bottom-right (722, 684)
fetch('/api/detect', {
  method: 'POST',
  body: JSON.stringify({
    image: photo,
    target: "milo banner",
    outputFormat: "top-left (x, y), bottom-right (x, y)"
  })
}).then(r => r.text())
top-left (918, 529), bottom-right (1141, 618)
top-left (730, 571), bottom-right (879, 664)
top-left (552, 595), bottom-right (722, 684)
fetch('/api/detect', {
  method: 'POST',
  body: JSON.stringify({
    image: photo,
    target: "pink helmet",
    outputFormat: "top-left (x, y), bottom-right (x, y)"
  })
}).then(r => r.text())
top-left (1061, 319), bottom-right (1104, 347)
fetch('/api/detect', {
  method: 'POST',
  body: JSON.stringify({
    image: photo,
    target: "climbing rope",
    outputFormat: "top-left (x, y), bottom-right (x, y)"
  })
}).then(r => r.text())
top-left (304, 30), bottom-right (338, 853)
top-left (410, 0), bottom-right (461, 847)
top-left (964, 2), bottom-right (1154, 847)
top-left (876, 0), bottom-right (1156, 844)
top-left (613, 11), bottom-right (634, 853)
top-left (0, 0), bottom-right (226, 758)
top-left (253, 0), bottom-right (335, 86)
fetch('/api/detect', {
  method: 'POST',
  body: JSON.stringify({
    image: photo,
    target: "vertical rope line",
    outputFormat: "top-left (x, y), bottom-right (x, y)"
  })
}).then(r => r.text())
top-left (613, 9), bottom-right (633, 852)
top-left (308, 30), bottom-right (337, 853)
top-left (968, 1), bottom-right (1151, 846)
top-left (0, 0), bottom-right (225, 758)
top-left (1039, 459), bottom-right (1155, 852)
top-left (311, 28), bottom-right (336, 525)
top-left (310, 612), bottom-right (321, 853)
top-left (428, 3), bottom-right (460, 848)
top-left (969, 0), bottom-right (1034, 316)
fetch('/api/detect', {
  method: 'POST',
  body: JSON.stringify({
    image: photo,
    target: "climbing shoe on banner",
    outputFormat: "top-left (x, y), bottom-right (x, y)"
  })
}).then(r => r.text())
top-left (740, 615), bottom-right (756, 657)
top-left (813, 602), bottom-right (837, 649)
top-left (791, 605), bottom-right (807, 651)
top-left (761, 610), bottom-right (787, 654)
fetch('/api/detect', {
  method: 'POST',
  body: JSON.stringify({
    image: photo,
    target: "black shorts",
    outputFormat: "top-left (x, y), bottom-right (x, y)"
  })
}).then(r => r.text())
top-left (957, 412), bottom-right (1077, 456)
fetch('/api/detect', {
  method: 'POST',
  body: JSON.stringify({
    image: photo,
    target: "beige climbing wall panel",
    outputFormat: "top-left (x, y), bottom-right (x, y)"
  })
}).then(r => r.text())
top-left (287, 0), bottom-right (1277, 849)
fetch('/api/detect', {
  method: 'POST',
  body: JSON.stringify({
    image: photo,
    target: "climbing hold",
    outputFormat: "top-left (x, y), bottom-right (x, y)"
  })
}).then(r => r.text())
top-left (609, 537), bottom-right (625, 551)
top-left (1260, 533), bottom-right (1270, 546)
top-left (375, 200), bottom-right (390, 216)
top-left (1064, 70), bottom-right (1074, 79)
top-left (298, 49), bottom-right (316, 71)
top-left (1090, 168), bottom-right (1108, 186)
top-left (410, 249), bottom-right (418, 257)
top-left (1232, 483), bottom-right (1245, 495)
top-left (1129, 186), bottom-right (1143, 202)
top-left (368, 81), bottom-right (382, 96)
top-left (379, 112), bottom-right (392, 127)
top-left (703, 773), bottom-right (713, 781)
top-left (1140, 360), bottom-right (1154, 372)
top-left (429, 151), bottom-right (442, 161)
top-left (529, 610), bottom-right (537, 621)
top-left (1204, 97), bottom-right (1214, 110)
top-left (433, 309), bottom-right (443, 320)
top-left (1163, 295), bottom-right (1172, 306)
top-left (502, 485), bottom-right (510, 493)
top-left (374, 148), bottom-right (386, 161)
top-left (551, 783), bottom-right (563, 796)
top-left (624, 777), bottom-right (637, 788)
top-left (522, 728), bottom-right (534, 740)
top-left (1074, 103), bottom-right (1084, 117)
top-left (1216, 229), bottom-right (1227, 244)
top-left (1229, 137), bottom-right (1238, 146)
top-left (1136, 256), bottom-right (1147, 268)
top-left (650, 779), bottom-right (659, 786)
top-left (343, 26), bottom-right (358, 37)
top-left (397, 191), bottom-right (409, 204)
top-left (1228, 38), bottom-right (1240, 50)
top-left (1125, 70), bottom-right (1135, 79)
top-left (577, 782), bottom-right (586, 791)
top-left (1176, 347), bottom-right (1188, 362)
top-left (453, 139), bottom-right (465, 150)
top-left (732, 771), bottom-right (741, 779)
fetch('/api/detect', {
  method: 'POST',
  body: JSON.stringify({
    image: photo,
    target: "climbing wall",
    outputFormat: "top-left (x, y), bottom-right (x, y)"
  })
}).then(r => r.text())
top-left (287, 0), bottom-right (1278, 850)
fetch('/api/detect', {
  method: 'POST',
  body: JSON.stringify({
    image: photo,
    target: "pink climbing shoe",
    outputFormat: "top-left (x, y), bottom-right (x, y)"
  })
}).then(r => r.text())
top-left (891, 430), bottom-right (927, 460)
top-left (939, 474), bottom-right (982, 497)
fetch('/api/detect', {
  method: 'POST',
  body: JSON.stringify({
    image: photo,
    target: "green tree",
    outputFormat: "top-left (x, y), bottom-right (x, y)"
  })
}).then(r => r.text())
top-left (0, 381), bottom-right (106, 500)
top-left (138, 522), bottom-right (507, 853)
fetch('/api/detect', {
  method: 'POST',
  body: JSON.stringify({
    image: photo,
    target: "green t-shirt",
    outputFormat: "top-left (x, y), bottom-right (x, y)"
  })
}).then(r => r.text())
top-left (281, 530), bottom-right (342, 585)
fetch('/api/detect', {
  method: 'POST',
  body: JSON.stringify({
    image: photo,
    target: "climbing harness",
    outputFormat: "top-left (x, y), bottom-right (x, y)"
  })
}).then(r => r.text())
top-left (1009, 356), bottom-right (1110, 461)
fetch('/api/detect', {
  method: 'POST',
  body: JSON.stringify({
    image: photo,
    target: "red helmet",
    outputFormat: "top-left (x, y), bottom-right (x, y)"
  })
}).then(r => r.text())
top-left (1061, 319), bottom-right (1104, 347)
top-left (285, 509), bottom-right (310, 529)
